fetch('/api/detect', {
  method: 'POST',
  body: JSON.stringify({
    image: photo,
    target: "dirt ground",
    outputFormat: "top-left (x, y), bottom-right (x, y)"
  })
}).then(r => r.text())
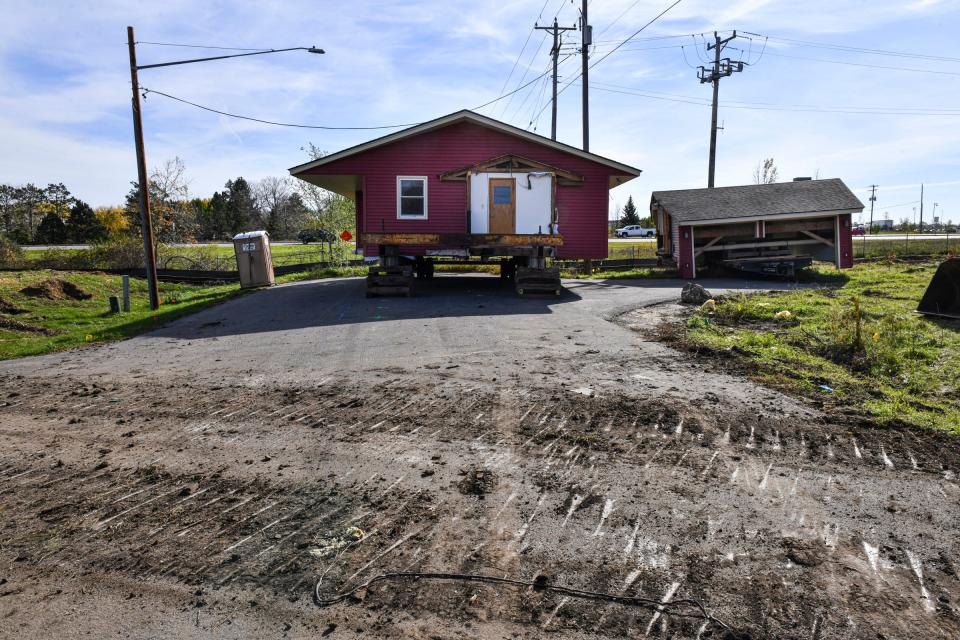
top-left (1, 276), bottom-right (959, 639)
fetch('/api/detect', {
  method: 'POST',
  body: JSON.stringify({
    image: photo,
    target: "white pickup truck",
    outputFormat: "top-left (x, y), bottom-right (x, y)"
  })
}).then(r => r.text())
top-left (614, 225), bottom-right (656, 238)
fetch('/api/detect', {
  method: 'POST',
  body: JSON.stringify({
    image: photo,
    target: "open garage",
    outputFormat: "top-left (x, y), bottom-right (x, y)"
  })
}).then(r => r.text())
top-left (651, 178), bottom-right (864, 278)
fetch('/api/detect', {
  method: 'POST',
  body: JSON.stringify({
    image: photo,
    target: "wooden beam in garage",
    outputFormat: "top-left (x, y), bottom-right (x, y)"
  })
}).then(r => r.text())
top-left (694, 236), bottom-right (724, 257)
top-left (766, 219), bottom-right (835, 234)
top-left (693, 223), bottom-right (754, 239)
top-left (801, 230), bottom-right (834, 247)
top-left (698, 238), bottom-right (827, 252)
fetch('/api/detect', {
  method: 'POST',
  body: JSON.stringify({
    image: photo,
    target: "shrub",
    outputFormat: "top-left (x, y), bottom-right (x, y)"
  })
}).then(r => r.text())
top-left (0, 234), bottom-right (23, 268)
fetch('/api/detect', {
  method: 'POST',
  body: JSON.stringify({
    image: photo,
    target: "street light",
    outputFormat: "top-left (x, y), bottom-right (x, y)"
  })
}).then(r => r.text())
top-left (126, 26), bottom-right (324, 309)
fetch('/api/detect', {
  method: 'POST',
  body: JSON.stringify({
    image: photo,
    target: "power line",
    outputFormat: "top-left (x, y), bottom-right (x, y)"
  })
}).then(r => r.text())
top-left (747, 33), bottom-right (960, 64)
top-left (589, 80), bottom-right (960, 112)
top-left (746, 50), bottom-right (960, 76)
top-left (136, 40), bottom-right (273, 52)
top-left (581, 82), bottom-right (960, 115)
top-left (489, 0), bottom-right (552, 115)
top-left (593, 0), bottom-right (644, 40)
top-left (141, 88), bottom-right (421, 129)
top-left (589, 0), bottom-right (684, 69)
top-left (531, 0), bottom-right (685, 122)
top-left (141, 66), bottom-right (554, 130)
top-left (495, 0), bottom-right (568, 119)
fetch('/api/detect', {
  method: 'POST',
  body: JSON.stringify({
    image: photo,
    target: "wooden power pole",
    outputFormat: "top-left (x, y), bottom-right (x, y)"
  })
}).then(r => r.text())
top-left (698, 31), bottom-right (743, 188)
top-left (126, 26), bottom-right (160, 310)
top-left (580, 0), bottom-right (591, 152)
top-left (536, 18), bottom-right (576, 141)
top-left (867, 184), bottom-right (878, 233)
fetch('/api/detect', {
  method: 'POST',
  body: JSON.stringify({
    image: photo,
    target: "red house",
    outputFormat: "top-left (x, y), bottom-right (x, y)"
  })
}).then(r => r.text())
top-left (290, 110), bottom-right (641, 294)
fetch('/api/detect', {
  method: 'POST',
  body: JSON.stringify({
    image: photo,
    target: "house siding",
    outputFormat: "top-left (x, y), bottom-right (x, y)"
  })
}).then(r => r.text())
top-left (837, 213), bottom-right (854, 268)
top-left (678, 225), bottom-right (695, 279)
top-left (300, 121), bottom-right (619, 259)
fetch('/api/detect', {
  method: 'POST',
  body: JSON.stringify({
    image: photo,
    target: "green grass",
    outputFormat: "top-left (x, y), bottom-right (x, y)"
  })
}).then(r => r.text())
top-left (0, 270), bottom-right (245, 360)
top-left (684, 260), bottom-right (960, 432)
top-left (852, 237), bottom-right (957, 259)
top-left (606, 241), bottom-right (659, 260)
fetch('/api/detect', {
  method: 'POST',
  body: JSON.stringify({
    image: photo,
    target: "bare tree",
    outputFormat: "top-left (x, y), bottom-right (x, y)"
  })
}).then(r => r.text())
top-left (125, 157), bottom-right (198, 242)
top-left (150, 157), bottom-right (197, 242)
top-left (252, 176), bottom-right (308, 239)
top-left (294, 143), bottom-right (355, 234)
top-left (753, 158), bottom-right (779, 185)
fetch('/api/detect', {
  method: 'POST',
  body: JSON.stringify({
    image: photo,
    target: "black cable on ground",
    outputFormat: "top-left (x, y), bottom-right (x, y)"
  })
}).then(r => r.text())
top-left (314, 571), bottom-right (736, 634)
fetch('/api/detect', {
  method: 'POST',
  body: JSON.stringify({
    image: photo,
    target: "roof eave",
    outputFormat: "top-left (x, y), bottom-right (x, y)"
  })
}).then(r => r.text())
top-left (288, 109), bottom-right (642, 178)
top-left (678, 208), bottom-right (865, 226)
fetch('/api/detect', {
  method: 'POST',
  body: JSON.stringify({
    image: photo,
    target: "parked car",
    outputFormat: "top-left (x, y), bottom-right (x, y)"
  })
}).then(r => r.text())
top-left (615, 225), bottom-right (656, 238)
top-left (297, 228), bottom-right (336, 244)
top-left (852, 227), bottom-right (865, 236)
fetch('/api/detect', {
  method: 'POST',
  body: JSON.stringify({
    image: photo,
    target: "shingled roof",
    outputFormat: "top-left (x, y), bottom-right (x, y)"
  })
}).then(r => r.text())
top-left (651, 179), bottom-right (864, 224)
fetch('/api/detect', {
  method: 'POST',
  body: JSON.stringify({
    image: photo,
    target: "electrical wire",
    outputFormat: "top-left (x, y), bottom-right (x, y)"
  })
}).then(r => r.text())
top-left (582, 83), bottom-right (960, 116)
top-left (588, 80), bottom-right (960, 113)
top-left (313, 570), bottom-right (736, 633)
top-left (497, 0), bottom-right (569, 120)
top-left (588, 0), bottom-right (684, 69)
top-left (746, 33), bottom-right (960, 64)
top-left (531, 0), bottom-right (685, 123)
top-left (743, 50), bottom-right (960, 77)
top-left (140, 65), bottom-right (555, 130)
top-left (593, 0), bottom-right (644, 40)
top-left (136, 40), bottom-right (273, 52)
top-left (489, 0), bottom-right (552, 115)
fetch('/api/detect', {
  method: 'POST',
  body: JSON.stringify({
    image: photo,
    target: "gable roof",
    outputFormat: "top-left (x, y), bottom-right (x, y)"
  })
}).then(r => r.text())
top-left (651, 179), bottom-right (864, 225)
top-left (288, 109), bottom-right (642, 179)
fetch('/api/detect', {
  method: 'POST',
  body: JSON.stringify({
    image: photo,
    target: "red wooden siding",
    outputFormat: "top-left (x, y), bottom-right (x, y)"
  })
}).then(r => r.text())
top-left (837, 213), bottom-right (854, 268)
top-left (678, 225), bottom-right (695, 279)
top-left (301, 121), bottom-right (621, 259)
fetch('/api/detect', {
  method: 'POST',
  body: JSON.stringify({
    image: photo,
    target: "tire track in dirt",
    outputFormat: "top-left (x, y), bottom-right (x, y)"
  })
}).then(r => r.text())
top-left (2, 372), bottom-right (960, 637)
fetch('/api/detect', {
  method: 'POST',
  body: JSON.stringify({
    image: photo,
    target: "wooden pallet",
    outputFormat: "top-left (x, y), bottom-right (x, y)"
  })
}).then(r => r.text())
top-left (515, 266), bottom-right (561, 296)
top-left (367, 266), bottom-right (413, 297)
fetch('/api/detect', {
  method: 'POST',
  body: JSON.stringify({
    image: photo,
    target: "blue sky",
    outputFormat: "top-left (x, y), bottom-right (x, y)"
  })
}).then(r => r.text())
top-left (1, 0), bottom-right (959, 226)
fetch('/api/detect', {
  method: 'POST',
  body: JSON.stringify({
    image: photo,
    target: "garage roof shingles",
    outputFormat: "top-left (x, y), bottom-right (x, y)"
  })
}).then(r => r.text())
top-left (651, 178), bottom-right (864, 223)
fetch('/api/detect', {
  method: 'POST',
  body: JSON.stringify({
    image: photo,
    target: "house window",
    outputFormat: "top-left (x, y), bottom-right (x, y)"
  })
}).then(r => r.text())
top-left (397, 176), bottom-right (428, 219)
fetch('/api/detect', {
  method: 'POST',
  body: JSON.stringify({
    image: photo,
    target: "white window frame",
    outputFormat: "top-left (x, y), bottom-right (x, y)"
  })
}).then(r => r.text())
top-left (396, 176), bottom-right (428, 220)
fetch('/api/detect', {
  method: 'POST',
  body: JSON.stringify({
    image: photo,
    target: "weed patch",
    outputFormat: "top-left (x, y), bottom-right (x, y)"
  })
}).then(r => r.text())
top-left (680, 261), bottom-right (960, 432)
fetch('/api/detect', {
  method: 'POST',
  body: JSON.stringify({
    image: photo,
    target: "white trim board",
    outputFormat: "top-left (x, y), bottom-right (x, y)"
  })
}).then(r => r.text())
top-left (682, 209), bottom-right (861, 227)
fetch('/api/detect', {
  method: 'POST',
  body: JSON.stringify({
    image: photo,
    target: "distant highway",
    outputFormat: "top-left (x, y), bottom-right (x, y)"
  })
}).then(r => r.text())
top-left (20, 234), bottom-right (956, 250)
top-left (609, 234), bottom-right (955, 243)
top-left (22, 241), bottom-right (306, 250)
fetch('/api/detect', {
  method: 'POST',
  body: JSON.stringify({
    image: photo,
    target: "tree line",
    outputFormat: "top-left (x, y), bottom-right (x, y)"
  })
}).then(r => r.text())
top-left (0, 152), bottom-right (354, 245)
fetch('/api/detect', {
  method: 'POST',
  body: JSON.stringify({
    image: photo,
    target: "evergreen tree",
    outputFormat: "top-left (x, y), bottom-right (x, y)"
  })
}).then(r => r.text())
top-left (67, 200), bottom-right (107, 242)
top-left (618, 195), bottom-right (641, 227)
top-left (35, 212), bottom-right (68, 244)
top-left (225, 177), bottom-right (255, 235)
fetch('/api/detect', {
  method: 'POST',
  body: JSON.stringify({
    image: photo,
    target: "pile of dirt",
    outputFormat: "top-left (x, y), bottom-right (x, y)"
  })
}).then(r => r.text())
top-left (0, 316), bottom-right (57, 335)
top-left (19, 278), bottom-right (92, 301)
top-left (0, 296), bottom-right (25, 314)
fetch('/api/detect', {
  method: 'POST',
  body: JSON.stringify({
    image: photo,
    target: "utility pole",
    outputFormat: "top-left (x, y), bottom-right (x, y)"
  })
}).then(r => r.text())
top-left (919, 183), bottom-right (924, 233)
top-left (698, 31), bottom-right (744, 188)
top-left (125, 28), bottom-right (323, 310)
top-left (127, 26), bottom-right (160, 310)
top-left (867, 184), bottom-right (878, 234)
top-left (536, 18), bottom-right (576, 141)
top-left (580, 0), bottom-right (591, 151)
